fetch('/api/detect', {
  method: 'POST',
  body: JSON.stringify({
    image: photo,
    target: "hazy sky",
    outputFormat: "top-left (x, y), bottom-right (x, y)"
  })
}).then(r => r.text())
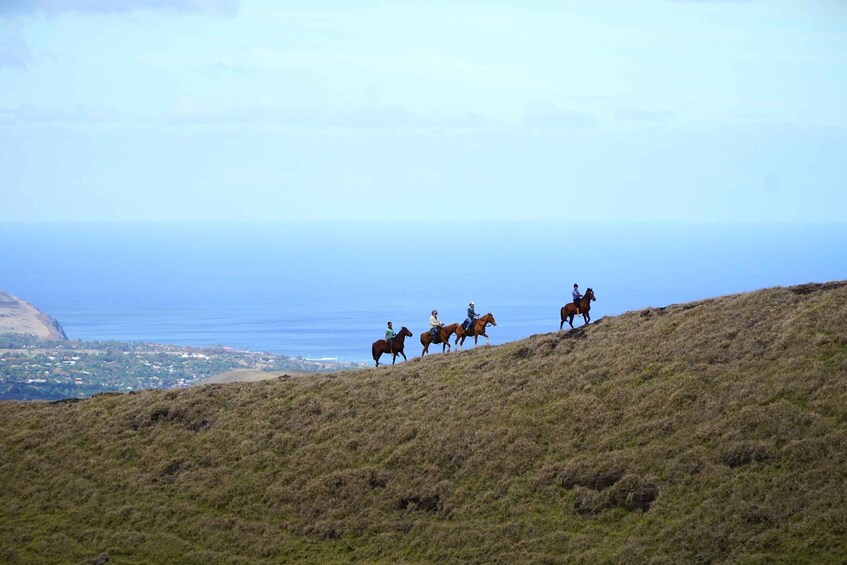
top-left (1, 0), bottom-right (845, 222)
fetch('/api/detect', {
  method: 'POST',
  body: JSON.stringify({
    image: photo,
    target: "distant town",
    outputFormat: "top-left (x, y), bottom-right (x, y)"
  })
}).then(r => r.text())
top-left (0, 333), bottom-right (365, 401)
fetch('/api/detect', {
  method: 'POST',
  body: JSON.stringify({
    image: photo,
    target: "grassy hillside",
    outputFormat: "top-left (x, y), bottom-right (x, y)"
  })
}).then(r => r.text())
top-left (2, 282), bottom-right (846, 564)
top-left (199, 369), bottom-right (313, 385)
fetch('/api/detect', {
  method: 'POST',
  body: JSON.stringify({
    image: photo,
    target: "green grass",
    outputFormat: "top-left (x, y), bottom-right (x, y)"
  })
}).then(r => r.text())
top-left (2, 281), bottom-right (847, 563)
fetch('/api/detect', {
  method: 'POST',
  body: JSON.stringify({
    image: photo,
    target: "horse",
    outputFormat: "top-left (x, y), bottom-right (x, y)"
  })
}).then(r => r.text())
top-left (560, 288), bottom-right (596, 329)
top-left (454, 313), bottom-right (497, 349)
top-left (420, 323), bottom-right (459, 356)
top-left (372, 326), bottom-right (413, 367)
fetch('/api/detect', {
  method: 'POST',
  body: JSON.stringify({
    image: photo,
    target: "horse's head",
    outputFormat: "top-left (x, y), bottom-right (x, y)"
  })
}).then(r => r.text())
top-left (586, 288), bottom-right (596, 301)
top-left (399, 326), bottom-right (413, 337)
top-left (484, 313), bottom-right (497, 326)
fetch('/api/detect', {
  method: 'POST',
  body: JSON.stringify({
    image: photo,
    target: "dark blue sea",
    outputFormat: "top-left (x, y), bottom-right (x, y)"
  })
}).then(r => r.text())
top-left (1, 222), bottom-right (845, 363)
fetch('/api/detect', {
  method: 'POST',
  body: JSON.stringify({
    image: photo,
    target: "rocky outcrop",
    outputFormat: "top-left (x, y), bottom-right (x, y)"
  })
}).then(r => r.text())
top-left (0, 290), bottom-right (68, 340)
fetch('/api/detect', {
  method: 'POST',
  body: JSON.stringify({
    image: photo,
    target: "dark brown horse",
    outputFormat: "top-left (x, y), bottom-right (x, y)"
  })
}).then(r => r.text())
top-left (420, 323), bottom-right (459, 356)
top-left (560, 288), bottom-right (596, 329)
top-left (454, 312), bottom-right (497, 349)
top-left (372, 326), bottom-right (413, 367)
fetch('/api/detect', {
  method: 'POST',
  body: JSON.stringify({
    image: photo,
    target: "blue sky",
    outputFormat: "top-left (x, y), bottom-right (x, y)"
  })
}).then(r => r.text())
top-left (1, 0), bottom-right (845, 222)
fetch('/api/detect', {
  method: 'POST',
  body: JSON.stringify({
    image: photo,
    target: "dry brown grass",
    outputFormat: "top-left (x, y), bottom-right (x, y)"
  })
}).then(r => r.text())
top-left (199, 369), bottom-right (316, 385)
top-left (1, 281), bottom-right (846, 563)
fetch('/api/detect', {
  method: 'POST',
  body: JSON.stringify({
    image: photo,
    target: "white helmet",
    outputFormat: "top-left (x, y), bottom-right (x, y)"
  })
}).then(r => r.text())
top-left (470, 301), bottom-right (475, 306)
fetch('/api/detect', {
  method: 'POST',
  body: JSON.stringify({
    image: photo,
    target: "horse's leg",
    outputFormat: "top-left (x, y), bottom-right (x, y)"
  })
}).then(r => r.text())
top-left (392, 352), bottom-right (397, 365)
top-left (568, 314), bottom-right (575, 329)
top-left (400, 351), bottom-right (407, 361)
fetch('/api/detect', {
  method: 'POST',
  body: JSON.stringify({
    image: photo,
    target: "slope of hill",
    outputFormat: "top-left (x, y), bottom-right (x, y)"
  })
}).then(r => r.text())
top-left (0, 290), bottom-right (68, 341)
top-left (1, 282), bottom-right (846, 563)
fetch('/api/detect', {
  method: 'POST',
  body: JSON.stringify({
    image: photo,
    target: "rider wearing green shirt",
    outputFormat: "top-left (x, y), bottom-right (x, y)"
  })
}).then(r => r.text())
top-left (385, 321), bottom-right (396, 353)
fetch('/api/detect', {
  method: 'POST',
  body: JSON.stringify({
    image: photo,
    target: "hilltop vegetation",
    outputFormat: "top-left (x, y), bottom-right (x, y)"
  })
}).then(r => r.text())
top-left (1, 282), bottom-right (846, 563)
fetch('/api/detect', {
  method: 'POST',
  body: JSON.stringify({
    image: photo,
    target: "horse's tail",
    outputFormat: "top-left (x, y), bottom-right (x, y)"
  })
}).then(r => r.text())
top-left (372, 342), bottom-right (379, 361)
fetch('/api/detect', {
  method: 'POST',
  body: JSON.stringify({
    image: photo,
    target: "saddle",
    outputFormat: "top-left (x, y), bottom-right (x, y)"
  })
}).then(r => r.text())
top-left (430, 328), bottom-right (441, 344)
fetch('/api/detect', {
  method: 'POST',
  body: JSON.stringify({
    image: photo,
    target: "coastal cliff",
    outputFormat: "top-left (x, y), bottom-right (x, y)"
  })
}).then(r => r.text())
top-left (0, 290), bottom-right (68, 341)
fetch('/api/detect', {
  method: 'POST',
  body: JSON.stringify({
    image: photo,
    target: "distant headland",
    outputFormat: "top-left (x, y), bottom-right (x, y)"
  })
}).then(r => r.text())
top-left (0, 290), bottom-right (68, 341)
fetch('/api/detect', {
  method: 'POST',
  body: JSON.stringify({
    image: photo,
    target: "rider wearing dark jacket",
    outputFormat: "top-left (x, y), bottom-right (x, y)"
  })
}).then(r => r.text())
top-left (464, 301), bottom-right (477, 332)
top-left (573, 283), bottom-right (583, 313)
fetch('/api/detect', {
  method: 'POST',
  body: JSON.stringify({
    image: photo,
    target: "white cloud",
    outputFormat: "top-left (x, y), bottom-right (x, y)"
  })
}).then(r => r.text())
top-left (616, 106), bottom-right (675, 123)
top-left (0, 35), bottom-right (31, 68)
top-left (523, 104), bottom-right (599, 130)
top-left (168, 99), bottom-right (506, 132)
top-left (0, 104), bottom-right (126, 125)
top-left (0, 100), bottom-right (509, 132)
top-left (0, 0), bottom-right (238, 16)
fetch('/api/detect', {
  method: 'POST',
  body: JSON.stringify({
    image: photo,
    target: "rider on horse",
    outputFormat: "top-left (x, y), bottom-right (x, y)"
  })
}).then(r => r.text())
top-left (429, 309), bottom-right (444, 343)
top-left (385, 321), bottom-right (395, 354)
top-left (572, 283), bottom-right (583, 313)
top-left (463, 301), bottom-right (478, 333)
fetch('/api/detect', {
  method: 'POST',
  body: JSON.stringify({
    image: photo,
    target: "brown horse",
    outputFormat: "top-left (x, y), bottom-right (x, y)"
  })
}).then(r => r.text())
top-left (372, 326), bottom-right (413, 367)
top-left (560, 288), bottom-right (596, 329)
top-left (454, 313), bottom-right (497, 349)
top-left (420, 323), bottom-right (459, 356)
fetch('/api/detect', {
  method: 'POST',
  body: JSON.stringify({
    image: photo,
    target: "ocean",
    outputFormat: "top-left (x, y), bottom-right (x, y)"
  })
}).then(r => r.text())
top-left (1, 222), bottom-right (845, 363)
